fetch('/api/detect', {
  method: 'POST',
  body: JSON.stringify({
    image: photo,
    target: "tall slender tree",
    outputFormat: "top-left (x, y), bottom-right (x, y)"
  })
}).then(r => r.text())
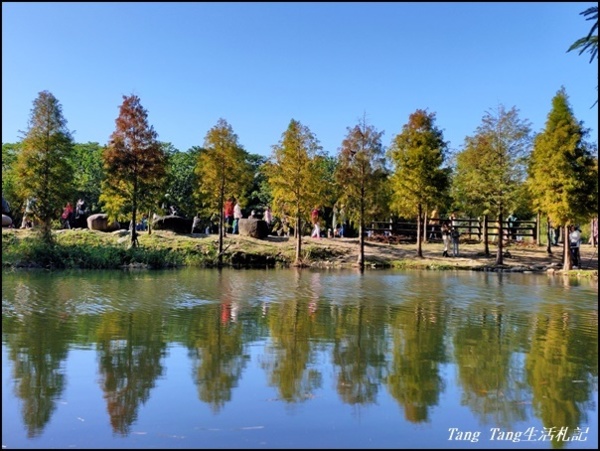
top-left (456, 105), bottom-right (531, 265)
top-left (15, 91), bottom-right (74, 243)
top-left (528, 87), bottom-right (598, 269)
top-left (100, 94), bottom-right (167, 247)
top-left (266, 119), bottom-right (327, 265)
top-left (387, 109), bottom-right (450, 258)
top-left (195, 118), bottom-right (253, 265)
top-left (335, 115), bottom-right (388, 268)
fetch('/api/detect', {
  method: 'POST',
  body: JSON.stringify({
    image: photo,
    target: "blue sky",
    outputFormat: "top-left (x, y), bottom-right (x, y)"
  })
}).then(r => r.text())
top-left (2, 2), bottom-right (598, 158)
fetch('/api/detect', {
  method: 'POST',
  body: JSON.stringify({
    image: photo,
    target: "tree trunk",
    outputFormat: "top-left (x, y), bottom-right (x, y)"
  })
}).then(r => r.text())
top-left (357, 197), bottom-right (365, 269)
top-left (295, 216), bottom-right (302, 265)
top-left (218, 186), bottom-right (224, 266)
top-left (563, 225), bottom-right (571, 270)
top-left (416, 204), bottom-right (423, 258)
top-left (483, 215), bottom-right (490, 257)
top-left (423, 209), bottom-right (428, 244)
top-left (496, 211), bottom-right (504, 265)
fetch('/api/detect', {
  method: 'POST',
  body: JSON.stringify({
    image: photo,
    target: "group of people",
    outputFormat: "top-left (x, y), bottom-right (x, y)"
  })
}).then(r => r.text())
top-left (311, 204), bottom-right (347, 239)
top-left (441, 219), bottom-right (461, 257)
top-left (60, 199), bottom-right (88, 229)
top-left (222, 197), bottom-right (273, 236)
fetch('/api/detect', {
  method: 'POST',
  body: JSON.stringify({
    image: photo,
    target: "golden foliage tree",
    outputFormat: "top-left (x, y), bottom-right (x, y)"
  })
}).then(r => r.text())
top-left (266, 119), bottom-right (327, 265)
top-left (387, 109), bottom-right (450, 258)
top-left (195, 118), bottom-right (253, 264)
top-left (15, 90), bottom-right (74, 243)
top-left (335, 116), bottom-right (388, 268)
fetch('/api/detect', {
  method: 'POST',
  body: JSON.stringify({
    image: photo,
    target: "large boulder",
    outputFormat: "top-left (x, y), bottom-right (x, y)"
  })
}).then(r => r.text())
top-left (238, 218), bottom-right (269, 239)
top-left (152, 215), bottom-right (193, 234)
top-left (87, 213), bottom-right (121, 232)
top-left (2, 214), bottom-right (12, 227)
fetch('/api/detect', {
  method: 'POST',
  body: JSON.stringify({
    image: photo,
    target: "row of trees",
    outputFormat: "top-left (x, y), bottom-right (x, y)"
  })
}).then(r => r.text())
top-left (2, 86), bottom-right (597, 269)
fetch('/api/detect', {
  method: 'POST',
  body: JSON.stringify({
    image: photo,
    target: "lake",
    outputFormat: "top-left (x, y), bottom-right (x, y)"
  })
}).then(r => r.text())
top-left (2, 268), bottom-right (598, 449)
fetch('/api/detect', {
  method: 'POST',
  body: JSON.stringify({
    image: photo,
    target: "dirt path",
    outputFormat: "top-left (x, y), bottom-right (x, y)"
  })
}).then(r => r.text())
top-left (263, 235), bottom-right (598, 272)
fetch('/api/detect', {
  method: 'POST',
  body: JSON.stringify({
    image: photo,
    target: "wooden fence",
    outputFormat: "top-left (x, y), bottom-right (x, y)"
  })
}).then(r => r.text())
top-left (365, 217), bottom-right (537, 243)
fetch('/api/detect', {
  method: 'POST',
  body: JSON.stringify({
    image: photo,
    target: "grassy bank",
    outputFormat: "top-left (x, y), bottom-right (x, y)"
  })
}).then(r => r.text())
top-left (2, 228), bottom-right (301, 270)
top-left (2, 228), bottom-right (598, 278)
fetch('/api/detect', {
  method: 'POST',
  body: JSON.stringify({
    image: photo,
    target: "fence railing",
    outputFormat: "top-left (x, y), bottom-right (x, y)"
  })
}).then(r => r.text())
top-left (365, 218), bottom-right (537, 243)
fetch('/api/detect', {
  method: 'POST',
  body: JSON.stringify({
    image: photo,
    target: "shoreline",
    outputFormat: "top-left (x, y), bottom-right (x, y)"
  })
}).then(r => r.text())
top-left (2, 228), bottom-right (598, 278)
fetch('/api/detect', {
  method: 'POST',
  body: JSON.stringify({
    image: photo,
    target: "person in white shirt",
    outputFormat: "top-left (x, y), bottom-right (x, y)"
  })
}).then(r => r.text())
top-left (569, 225), bottom-right (582, 268)
top-left (233, 201), bottom-right (243, 234)
top-left (263, 206), bottom-right (273, 234)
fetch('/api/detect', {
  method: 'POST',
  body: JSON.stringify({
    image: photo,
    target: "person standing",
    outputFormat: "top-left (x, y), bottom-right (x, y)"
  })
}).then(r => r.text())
top-left (441, 221), bottom-right (450, 257)
top-left (332, 204), bottom-right (339, 238)
top-left (451, 224), bottom-right (460, 257)
top-left (233, 200), bottom-right (243, 234)
top-left (569, 225), bottom-right (582, 268)
top-left (61, 202), bottom-right (74, 229)
top-left (311, 206), bottom-right (321, 238)
top-left (191, 213), bottom-right (202, 234)
top-left (428, 209), bottom-right (439, 240)
top-left (553, 221), bottom-right (561, 246)
top-left (338, 205), bottom-right (346, 238)
top-left (263, 206), bottom-right (273, 234)
top-left (223, 197), bottom-right (234, 235)
top-left (21, 197), bottom-right (36, 229)
top-left (507, 213), bottom-right (517, 241)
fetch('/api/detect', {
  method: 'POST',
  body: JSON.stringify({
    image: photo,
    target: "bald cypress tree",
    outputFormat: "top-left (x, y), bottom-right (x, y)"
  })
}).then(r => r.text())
top-left (15, 90), bottom-right (74, 243)
top-left (335, 116), bottom-right (388, 268)
top-left (387, 109), bottom-right (450, 258)
top-left (454, 105), bottom-right (531, 265)
top-left (266, 119), bottom-right (327, 266)
top-left (195, 118), bottom-right (253, 265)
top-left (528, 87), bottom-right (598, 269)
top-left (100, 94), bottom-right (167, 247)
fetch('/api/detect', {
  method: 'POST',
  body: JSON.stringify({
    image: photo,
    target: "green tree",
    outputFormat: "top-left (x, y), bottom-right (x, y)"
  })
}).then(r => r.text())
top-left (15, 91), bottom-right (74, 243)
top-left (265, 119), bottom-right (327, 265)
top-left (162, 143), bottom-right (199, 219)
top-left (568, 5), bottom-right (598, 107)
top-left (245, 153), bottom-right (270, 212)
top-left (457, 105), bottom-right (532, 265)
top-left (528, 87), bottom-right (598, 269)
top-left (387, 109), bottom-right (451, 258)
top-left (70, 142), bottom-right (106, 213)
top-left (452, 137), bottom-right (494, 254)
top-left (2, 142), bottom-right (23, 222)
top-left (195, 118), bottom-right (253, 264)
top-left (335, 116), bottom-right (388, 268)
top-left (100, 94), bottom-right (167, 247)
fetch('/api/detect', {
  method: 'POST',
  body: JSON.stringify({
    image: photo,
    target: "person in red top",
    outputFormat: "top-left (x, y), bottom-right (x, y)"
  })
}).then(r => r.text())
top-left (61, 202), bottom-right (74, 229)
top-left (223, 198), bottom-right (234, 235)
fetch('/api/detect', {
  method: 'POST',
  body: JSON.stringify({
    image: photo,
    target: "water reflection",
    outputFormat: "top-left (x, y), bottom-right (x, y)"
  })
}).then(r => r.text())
top-left (2, 268), bottom-right (598, 449)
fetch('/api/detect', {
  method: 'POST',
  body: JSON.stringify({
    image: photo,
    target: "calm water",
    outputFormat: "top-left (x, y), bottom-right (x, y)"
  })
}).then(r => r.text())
top-left (2, 268), bottom-right (598, 449)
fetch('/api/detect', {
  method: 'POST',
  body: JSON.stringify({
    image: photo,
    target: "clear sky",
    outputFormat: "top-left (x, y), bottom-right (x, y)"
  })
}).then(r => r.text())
top-left (2, 2), bottom-right (598, 158)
